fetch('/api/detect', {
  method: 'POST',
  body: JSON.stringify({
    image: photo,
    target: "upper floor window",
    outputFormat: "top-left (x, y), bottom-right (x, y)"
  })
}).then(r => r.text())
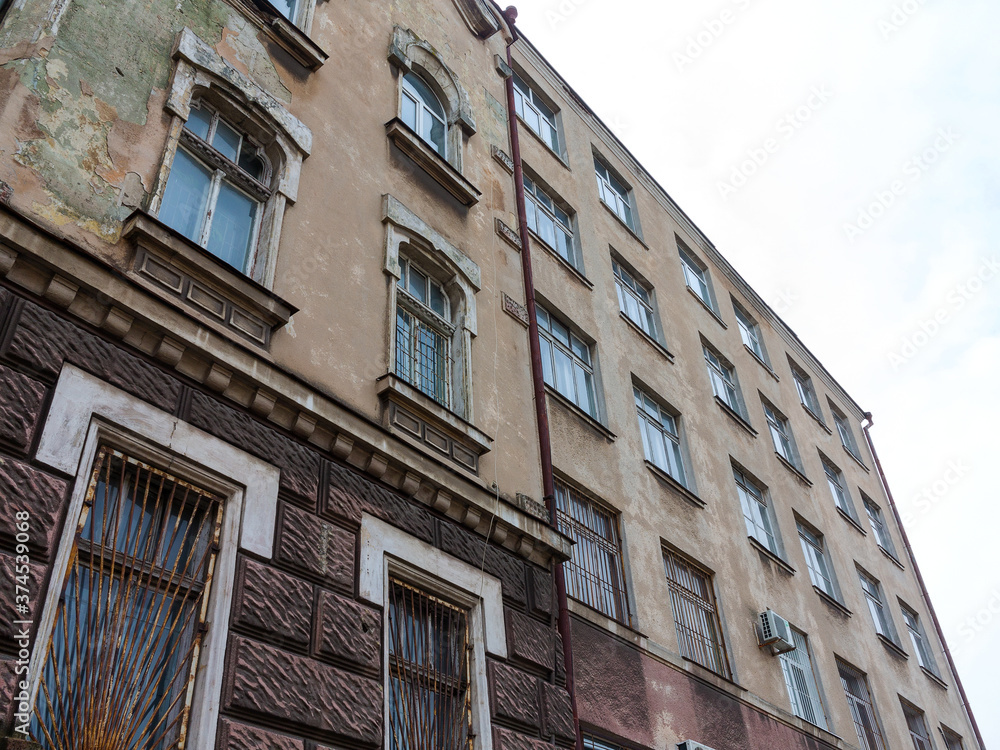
top-left (704, 344), bottom-right (745, 417)
top-left (779, 629), bottom-right (828, 730)
top-left (395, 257), bottom-right (452, 405)
top-left (555, 482), bottom-right (631, 625)
top-left (763, 401), bottom-right (801, 469)
top-left (678, 244), bottom-right (717, 312)
top-left (901, 701), bottom-right (934, 750)
top-left (858, 569), bottom-right (897, 642)
top-left (524, 175), bottom-right (576, 267)
top-left (159, 101), bottom-right (271, 273)
top-left (272, 0), bottom-right (313, 26)
top-left (613, 259), bottom-right (656, 336)
top-left (832, 406), bottom-right (862, 458)
top-left (537, 306), bottom-right (597, 418)
top-left (798, 521), bottom-right (840, 600)
top-left (734, 466), bottom-right (779, 555)
top-left (863, 497), bottom-right (897, 558)
top-left (635, 386), bottom-right (687, 487)
top-left (942, 727), bottom-right (966, 750)
top-left (823, 458), bottom-right (858, 519)
top-left (734, 301), bottom-right (768, 362)
top-left (901, 604), bottom-right (938, 674)
top-left (513, 72), bottom-right (559, 152)
top-left (663, 548), bottom-right (730, 678)
top-left (595, 157), bottom-right (635, 230)
top-left (790, 360), bottom-right (823, 420)
top-left (838, 660), bottom-right (889, 750)
top-left (401, 71), bottom-right (447, 156)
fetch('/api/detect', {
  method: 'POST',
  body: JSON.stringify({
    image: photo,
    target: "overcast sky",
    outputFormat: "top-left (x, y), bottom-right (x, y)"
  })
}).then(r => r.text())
top-left (512, 0), bottom-right (999, 743)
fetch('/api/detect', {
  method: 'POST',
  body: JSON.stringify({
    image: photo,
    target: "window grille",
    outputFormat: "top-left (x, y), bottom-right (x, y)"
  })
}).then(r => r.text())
top-left (662, 550), bottom-right (730, 678)
top-left (779, 630), bottom-right (827, 729)
top-left (555, 483), bottom-right (631, 625)
top-left (31, 447), bottom-right (223, 750)
top-left (838, 660), bottom-right (888, 750)
top-left (395, 306), bottom-right (451, 405)
top-left (902, 702), bottom-right (934, 750)
top-left (387, 579), bottom-right (473, 750)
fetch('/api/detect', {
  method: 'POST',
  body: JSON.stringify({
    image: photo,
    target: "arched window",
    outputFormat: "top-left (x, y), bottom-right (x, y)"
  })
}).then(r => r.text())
top-left (401, 72), bottom-right (447, 157)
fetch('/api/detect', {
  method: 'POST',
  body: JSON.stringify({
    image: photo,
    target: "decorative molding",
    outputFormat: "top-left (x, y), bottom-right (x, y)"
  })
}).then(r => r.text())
top-left (451, 0), bottom-right (502, 39)
top-left (502, 292), bottom-right (529, 327)
top-left (513, 492), bottom-right (548, 522)
top-left (491, 144), bottom-right (514, 173)
top-left (494, 54), bottom-right (512, 79)
top-left (385, 119), bottom-right (481, 206)
top-left (495, 217), bottom-right (522, 251)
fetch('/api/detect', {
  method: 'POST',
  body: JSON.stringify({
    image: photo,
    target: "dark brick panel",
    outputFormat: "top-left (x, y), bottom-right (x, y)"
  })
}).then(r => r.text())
top-left (9, 301), bottom-right (180, 412)
top-left (494, 727), bottom-right (555, 750)
top-left (542, 682), bottom-right (576, 746)
top-left (0, 364), bottom-right (46, 453)
top-left (233, 558), bottom-right (313, 649)
top-left (529, 566), bottom-right (554, 618)
top-left (226, 635), bottom-right (382, 745)
top-left (189, 391), bottom-right (320, 502)
top-left (324, 459), bottom-right (434, 543)
top-left (276, 504), bottom-right (354, 586)
top-left (506, 609), bottom-right (554, 674)
top-left (0, 456), bottom-right (68, 557)
top-left (217, 718), bottom-right (305, 750)
top-left (315, 589), bottom-right (380, 672)
top-left (555, 633), bottom-right (566, 685)
top-left (0, 657), bottom-right (16, 722)
top-left (490, 660), bottom-right (541, 730)
top-left (439, 521), bottom-right (526, 605)
top-left (0, 553), bottom-right (46, 645)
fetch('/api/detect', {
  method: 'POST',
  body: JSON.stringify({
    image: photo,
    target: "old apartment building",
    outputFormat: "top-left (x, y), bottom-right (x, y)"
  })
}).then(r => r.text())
top-left (0, 0), bottom-right (983, 749)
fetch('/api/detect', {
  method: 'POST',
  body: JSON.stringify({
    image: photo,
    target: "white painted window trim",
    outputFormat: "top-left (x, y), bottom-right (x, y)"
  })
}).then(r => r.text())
top-left (358, 513), bottom-right (505, 750)
top-left (30, 364), bottom-right (280, 750)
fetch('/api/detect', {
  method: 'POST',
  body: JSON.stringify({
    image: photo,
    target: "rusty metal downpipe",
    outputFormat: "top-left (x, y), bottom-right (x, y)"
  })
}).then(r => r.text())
top-left (862, 413), bottom-right (986, 750)
top-left (499, 8), bottom-right (584, 750)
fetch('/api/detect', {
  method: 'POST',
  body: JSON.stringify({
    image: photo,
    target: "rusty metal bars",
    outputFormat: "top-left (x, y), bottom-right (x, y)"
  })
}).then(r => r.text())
top-left (395, 306), bottom-right (452, 406)
top-left (387, 579), bottom-right (473, 750)
top-left (662, 549), bottom-right (731, 679)
top-left (31, 446), bottom-right (222, 750)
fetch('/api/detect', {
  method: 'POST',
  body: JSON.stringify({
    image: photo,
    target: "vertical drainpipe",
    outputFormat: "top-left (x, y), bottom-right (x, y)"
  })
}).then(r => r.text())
top-left (862, 413), bottom-right (986, 750)
top-left (499, 8), bottom-right (584, 750)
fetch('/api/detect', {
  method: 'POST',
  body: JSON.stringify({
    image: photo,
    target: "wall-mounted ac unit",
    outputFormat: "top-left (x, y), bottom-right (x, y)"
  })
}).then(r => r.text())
top-left (757, 609), bottom-right (796, 654)
top-left (677, 741), bottom-right (718, 750)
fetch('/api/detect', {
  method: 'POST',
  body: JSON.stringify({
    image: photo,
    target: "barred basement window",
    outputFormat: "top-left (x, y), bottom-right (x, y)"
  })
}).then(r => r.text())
top-left (31, 447), bottom-right (222, 750)
top-left (555, 482), bottom-right (631, 625)
top-left (387, 579), bottom-right (473, 750)
top-left (838, 660), bottom-right (888, 750)
top-left (779, 629), bottom-right (828, 730)
top-left (395, 257), bottom-right (453, 406)
top-left (663, 548), bottom-right (730, 678)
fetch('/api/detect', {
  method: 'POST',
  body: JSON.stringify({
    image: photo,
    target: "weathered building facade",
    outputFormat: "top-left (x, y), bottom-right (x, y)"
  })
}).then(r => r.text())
top-left (0, 1), bottom-right (983, 750)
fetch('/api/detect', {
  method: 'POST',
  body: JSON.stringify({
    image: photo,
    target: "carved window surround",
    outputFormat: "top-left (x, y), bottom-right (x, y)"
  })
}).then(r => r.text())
top-left (222, 0), bottom-right (328, 69)
top-left (386, 118), bottom-right (481, 206)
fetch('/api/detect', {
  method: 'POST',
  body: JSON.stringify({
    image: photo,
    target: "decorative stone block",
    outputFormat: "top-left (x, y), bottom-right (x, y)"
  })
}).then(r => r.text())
top-left (315, 590), bottom-right (380, 671)
top-left (438, 521), bottom-right (526, 605)
top-left (506, 609), bottom-right (554, 673)
top-left (226, 636), bottom-right (382, 744)
top-left (503, 292), bottom-right (529, 326)
top-left (542, 681), bottom-right (576, 745)
top-left (276, 504), bottom-right (355, 586)
top-left (234, 558), bottom-right (313, 648)
top-left (0, 364), bottom-right (46, 453)
top-left (217, 719), bottom-right (305, 750)
top-left (530, 566), bottom-right (554, 618)
top-left (0, 456), bottom-right (69, 556)
top-left (494, 727), bottom-right (554, 750)
top-left (496, 217), bottom-right (523, 250)
top-left (490, 660), bottom-right (541, 730)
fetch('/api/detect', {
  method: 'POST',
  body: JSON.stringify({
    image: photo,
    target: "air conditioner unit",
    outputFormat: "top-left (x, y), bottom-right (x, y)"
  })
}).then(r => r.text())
top-left (757, 609), bottom-right (796, 654)
top-left (677, 741), bottom-right (718, 750)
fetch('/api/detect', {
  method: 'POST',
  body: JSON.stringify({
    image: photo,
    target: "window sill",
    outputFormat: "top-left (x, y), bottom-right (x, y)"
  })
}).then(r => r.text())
top-left (837, 506), bottom-right (867, 536)
top-left (843, 445), bottom-right (870, 472)
top-left (122, 210), bottom-right (297, 349)
top-left (385, 118), bottom-right (481, 206)
top-left (599, 199), bottom-right (647, 248)
top-left (529, 230), bottom-right (593, 289)
top-left (775, 453), bottom-right (812, 486)
top-left (813, 586), bottom-right (853, 617)
top-left (644, 460), bottom-right (705, 508)
top-left (879, 545), bottom-right (904, 570)
top-left (747, 536), bottom-right (795, 575)
top-left (685, 286), bottom-right (727, 328)
top-left (619, 312), bottom-right (675, 363)
top-left (714, 396), bottom-right (758, 437)
top-left (517, 113), bottom-right (571, 170)
top-left (801, 403), bottom-right (832, 433)
top-left (377, 374), bottom-right (493, 475)
top-left (745, 345), bottom-right (780, 381)
top-left (544, 384), bottom-right (616, 441)
top-left (877, 632), bottom-right (909, 660)
top-left (228, 0), bottom-right (329, 69)
top-left (680, 657), bottom-right (739, 690)
top-left (921, 666), bottom-right (949, 689)
top-left (566, 597), bottom-right (643, 637)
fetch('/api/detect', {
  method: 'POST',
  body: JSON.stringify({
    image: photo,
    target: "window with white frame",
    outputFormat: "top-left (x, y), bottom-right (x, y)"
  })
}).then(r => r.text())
top-left (271, 0), bottom-right (314, 27)
top-left (763, 401), bottom-right (800, 468)
top-left (663, 548), bottom-right (730, 678)
top-left (902, 701), bottom-right (935, 750)
top-left (613, 259), bottom-right (656, 337)
top-left (858, 569), bottom-right (897, 642)
top-left (513, 72), bottom-right (559, 152)
top-left (779, 629), bottom-right (828, 730)
top-left (838, 660), bottom-right (888, 750)
top-left (635, 386), bottom-right (687, 486)
top-left (734, 301), bottom-right (768, 363)
top-left (401, 71), bottom-right (447, 157)
top-left (555, 482), bottom-right (631, 625)
top-left (704, 345), bottom-right (745, 417)
top-left (595, 157), bottom-right (635, 230)
top-left (395, 257), bottom-right (453, 406)
top-left (790, 361), bottom-right (823, 419)
top-left (832, 406), bottom-right (862, 458)
top-left (678, 244), bottom-right (716, 311)
top-left (823, 458), bottom-right (857, 518)
top-left (524, 175), bottom-right (576, 267)
top-left (159, 101), bottom-right (271, 273)
top-left (537, 306), bottom-right (598, 418)
top-left (901, 604), bottom-right (938, 674)
top-left (863, 497), bottom-right (897, 558)
top-left (733, 466), bottom-right (779, 555)
top-left (941, 727), bottom-right (965, 750)
top-left (797, 521), bottom-right (839, 600)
